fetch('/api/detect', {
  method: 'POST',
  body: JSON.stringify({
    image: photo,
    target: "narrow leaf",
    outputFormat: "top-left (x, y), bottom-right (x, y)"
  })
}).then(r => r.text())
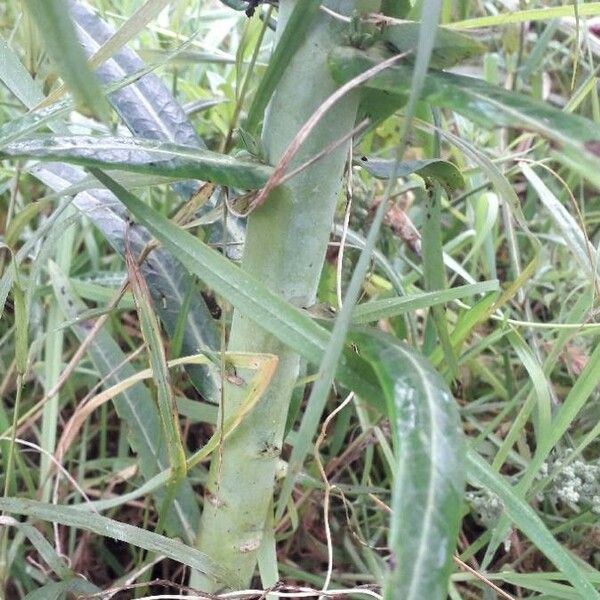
top-left (21, 0), bottom-right (110, 119)
top-left (522, 163), bottom-right (598, 281)
top-left (329, 46), bottom-right (600, 189)
top-left (124, 242), bottom-right (188, 525)
top-left (352, 280), bottom-right (499, 324)
top-left (2, 135), bottom-right (272, 190)
top-left (352, 330), bottom-right (464, 600)
top-left (356, 156), bottom-right (464, 189)
top-left (448, 4), bottom-right (600, 29)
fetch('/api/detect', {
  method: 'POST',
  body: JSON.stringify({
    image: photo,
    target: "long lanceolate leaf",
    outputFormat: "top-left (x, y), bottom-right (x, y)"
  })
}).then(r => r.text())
top-left (328, 46), bottom-right (600, 189)
top-left (352, 330), bottom-right (464, 600)
top-left (1, 135), bottom-right (272, 190)
top-left (67, 0), bottom-right (201, 149)
top-left (67, 0), bottom-right (246, 247)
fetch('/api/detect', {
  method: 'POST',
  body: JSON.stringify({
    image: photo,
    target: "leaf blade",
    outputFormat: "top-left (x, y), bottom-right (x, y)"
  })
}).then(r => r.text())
top-left (2, 135), bottom-right (273, 190)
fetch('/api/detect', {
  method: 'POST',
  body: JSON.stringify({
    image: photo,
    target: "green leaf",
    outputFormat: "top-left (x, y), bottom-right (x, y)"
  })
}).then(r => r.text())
top-left (20, 0), bottom-right (110, 120)
top-left (352, 330), bottom-right (464, 600)
top-left (1, 135), bottom-right (272, 190)
top-left (384, 22), bottom-right (486, 69)
top-left (466, 452), bottom-right (600, 600)
top-left (329, 45), bottom-right (600, 190)
top-left (355, 156), bottom-right (465, 190)
top-left (352, 280), bottom-right (499, 324)
top-left (0, 497), bottom-right (240, 590)
top-left (89, 170), bottom-right (384, 409)
top-left (0, 34), bottom-right (45, 107)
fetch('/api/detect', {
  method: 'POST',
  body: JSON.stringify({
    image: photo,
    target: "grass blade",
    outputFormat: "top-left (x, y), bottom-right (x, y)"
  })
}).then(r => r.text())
top-left (466, 451), bottom-right (600, 599)
top-left (352, 280), bottom-right (499, 324)
top-left (21, 0), bottom-right (109, 120)
top-left (124, 241), bottom-right (188, 531)
top-left (0, 497), bottom-right (241, 589)
top-left (448, 4), bottom-right (600, 29)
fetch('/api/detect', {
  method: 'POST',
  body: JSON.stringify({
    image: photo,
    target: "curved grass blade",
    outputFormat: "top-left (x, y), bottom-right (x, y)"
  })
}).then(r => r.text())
top-left (329, 45), bottom-right (600, 189)
top-left (448, 3), bottom-right (600, 29)
top-left (466, 451), bottom-right (600, 599)
top-left (1, 135), bottom-right (272, 190)
top-left (90, 169), bottom-right (384, 408)
top-left (351, 329), bottom-right (464, 600)
top-left (522, 163), bottom-right (598, 282)
top-left (353, 281), bottom-right (499, 324)
top-left (355, 156), bottom-right (464, 190)
top-left (49, 264), bottom-right (201, 543)
top-left (21, 0), bottom-right (109, 120)
top-left (0, 497), bottom-right (241, 590)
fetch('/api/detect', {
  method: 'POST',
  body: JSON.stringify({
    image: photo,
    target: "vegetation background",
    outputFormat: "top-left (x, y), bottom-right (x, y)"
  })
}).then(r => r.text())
top-left (1, 0), bottom-right (600, 599)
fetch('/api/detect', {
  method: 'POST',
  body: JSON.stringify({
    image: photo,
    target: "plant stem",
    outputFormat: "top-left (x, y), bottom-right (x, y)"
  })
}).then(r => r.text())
top-left (194, 0), bottom-right (362, 590)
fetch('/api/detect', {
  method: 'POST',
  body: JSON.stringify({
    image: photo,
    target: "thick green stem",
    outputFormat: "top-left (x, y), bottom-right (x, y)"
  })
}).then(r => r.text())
top-left (195, 1), bottom-right (362, 590)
